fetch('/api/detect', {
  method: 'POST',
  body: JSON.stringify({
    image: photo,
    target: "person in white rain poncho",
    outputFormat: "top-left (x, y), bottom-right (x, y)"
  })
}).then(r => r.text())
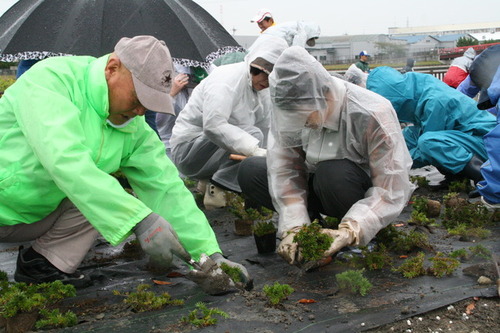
top-left (170, 35), bottom-right (288, 209)
top-left (262, 21), bottom-right (320, 47)
top-left (238, 46), bottom-right (415, 265)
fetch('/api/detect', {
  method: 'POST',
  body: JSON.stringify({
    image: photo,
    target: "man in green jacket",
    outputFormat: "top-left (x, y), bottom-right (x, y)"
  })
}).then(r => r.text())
top-left (0, 35), bottom-right (249, 291)
top-left (355, 50), bottom-right (371, 73)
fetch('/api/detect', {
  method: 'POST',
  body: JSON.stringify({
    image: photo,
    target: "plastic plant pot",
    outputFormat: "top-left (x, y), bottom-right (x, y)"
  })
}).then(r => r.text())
top-left (254, 231), bottom-right (277, 254)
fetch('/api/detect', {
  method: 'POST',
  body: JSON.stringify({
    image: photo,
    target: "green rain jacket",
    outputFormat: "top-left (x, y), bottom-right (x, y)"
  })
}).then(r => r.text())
top-left (0, 55), bottom-right (220, 260)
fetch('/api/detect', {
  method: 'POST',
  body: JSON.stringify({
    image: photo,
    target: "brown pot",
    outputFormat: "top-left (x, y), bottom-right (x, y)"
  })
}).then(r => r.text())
top-left (234, 219), bottom-right (253, 236)
top-left (426, 199), bottom-right (441, 217)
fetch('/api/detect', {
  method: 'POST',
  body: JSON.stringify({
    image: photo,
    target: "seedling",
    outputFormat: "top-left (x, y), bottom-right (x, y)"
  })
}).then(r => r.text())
top-left (442, 193), bottom-right (492, 238)
top-left (468, 244), bottom-right (492, 260)
top-left (220, 262), bottom-right (242, 283)
top-left (361, 245), bottom-right (393, 270)
top-left (293, 221), bottom-right (333, 261)
top-left (0, 270), bottom-right (7, 281)
top-left (449, 248), bottom-right (469, 261)
top-left (394, 252), bottom-right (426, 278)
top-left (409, 196), bottom-right (440, 224)
top-left (410, 175), bottom-right (429, 188)
top-left (448, 179), bottom-right (473, 193)
top-left (35, 309), bottom-right (78, 329)
top-left (391, 229), bottom-right (432, 253)
top-left (322, 216), bottom-right (340, 229)
top-left (262, 282), bottom-right (294, 306)
top-left (0, 280), bottom-right (76, 330)
top-left (228, 194), bottom-right (273, 221)
top-left (252, 221), bottom-right (277, 236)
top-left (180, 302), bottom-right (228, 328)
top-left (428, 253), bottom-right (460, 278)
top-left (335, 270), bottom-right (373, 296)
top-left (113, 284), bottom-right (184, 312)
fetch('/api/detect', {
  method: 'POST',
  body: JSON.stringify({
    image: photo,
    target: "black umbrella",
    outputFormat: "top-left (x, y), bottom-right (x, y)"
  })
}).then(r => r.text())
top-left (0, 0), bottom-right (244, 68)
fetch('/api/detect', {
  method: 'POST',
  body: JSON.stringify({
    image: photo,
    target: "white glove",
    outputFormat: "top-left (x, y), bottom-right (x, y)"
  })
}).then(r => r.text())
top-left (321, 226), bottom-right (356, 257)
top-left (277, 226), bottom-right (302, 265)
top-left (250, 147), bottom-right (267, 157)
top-left (134, 213), bottom-right (191, 269)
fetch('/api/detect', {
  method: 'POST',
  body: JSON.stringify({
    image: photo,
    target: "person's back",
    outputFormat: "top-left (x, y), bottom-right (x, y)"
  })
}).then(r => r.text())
top-left (443, 47), bottom-right (476, 88)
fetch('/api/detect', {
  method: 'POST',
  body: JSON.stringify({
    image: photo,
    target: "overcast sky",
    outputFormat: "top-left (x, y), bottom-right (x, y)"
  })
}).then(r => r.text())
top-left (1, 0), bottom-right (499, 36)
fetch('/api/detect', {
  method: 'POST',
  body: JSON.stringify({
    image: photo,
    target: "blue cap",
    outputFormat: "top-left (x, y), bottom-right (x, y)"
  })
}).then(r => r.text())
top-left (359, 50), bottom-right (370, 56)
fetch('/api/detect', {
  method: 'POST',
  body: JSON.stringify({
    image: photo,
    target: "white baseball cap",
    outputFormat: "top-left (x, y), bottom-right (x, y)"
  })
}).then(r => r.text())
top-left (250, 8), bottom-right (273, 23)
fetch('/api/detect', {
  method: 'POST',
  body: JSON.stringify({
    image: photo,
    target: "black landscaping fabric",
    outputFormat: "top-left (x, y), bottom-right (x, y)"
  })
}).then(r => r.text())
top-left (0, 167), bottom-right (498, 332)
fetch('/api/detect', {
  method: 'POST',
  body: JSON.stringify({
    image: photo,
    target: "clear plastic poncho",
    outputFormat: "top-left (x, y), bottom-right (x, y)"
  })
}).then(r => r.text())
top-left (268, 46), bottom-right (414, 243)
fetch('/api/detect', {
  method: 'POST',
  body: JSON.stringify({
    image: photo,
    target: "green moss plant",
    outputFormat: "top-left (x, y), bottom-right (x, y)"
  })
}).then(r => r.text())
top-left (35, 309), bottom-right (78, 329)
top-left (228, 194), bottom-right (273, 221)
top-left (428, 253), bottom-right (460, 278)
top-left (252, 221), bottom-right (277, 237)
top-left (361, 245), bottom-right (393, 270)
top-left (114, 284), bottom-right (184, 312)
top-left (442, 193), bottom-right (491, 233)
top-left (468, 244), bottom-right (491, 259)
top-left (410, 175), bottom-right (429, 188)
top-left (391, 230), bottom-right (432, 253)
top-left (180, 302), bottom-right (228, 327)
top-left (448, 179), bottom-right (473, 193)
top-left (335, 270), bottom-right (373, 296)
top-left (262, 282), bottom-right (294, 306)
top-left (394, 252), bottom-right (426, 278)
top-left (449, 248), bottom-right (469, 260)
top-left (293, 221), bottom-right (333, 261)
top-left (220, 262), bottom-right (242, 283)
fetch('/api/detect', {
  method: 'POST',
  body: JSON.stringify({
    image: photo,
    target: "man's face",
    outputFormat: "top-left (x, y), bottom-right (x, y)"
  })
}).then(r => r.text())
top-left (105, 57), bottom-right (146, 125)
top-left (251, 72), bottom-right (270, 91)
top-left (257, 18), bottom-right (274, 32)
top-left (360, 55), bottom-right (368, 62)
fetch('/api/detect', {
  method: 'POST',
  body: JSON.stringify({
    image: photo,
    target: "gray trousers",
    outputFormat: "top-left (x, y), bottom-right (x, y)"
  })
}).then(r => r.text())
top-left (171, 127), bottom-right (264, 192)
top-left (0, 199), bottom-right (98, 273)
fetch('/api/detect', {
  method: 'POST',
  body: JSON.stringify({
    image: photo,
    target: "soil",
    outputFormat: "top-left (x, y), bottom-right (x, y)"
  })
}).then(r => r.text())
top-left (1, 167), bottom-right (499, 333)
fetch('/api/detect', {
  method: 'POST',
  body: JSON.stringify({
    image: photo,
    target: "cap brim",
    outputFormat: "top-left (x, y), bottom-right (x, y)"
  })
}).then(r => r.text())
top-left (132, 75), bottom-right (174, 115)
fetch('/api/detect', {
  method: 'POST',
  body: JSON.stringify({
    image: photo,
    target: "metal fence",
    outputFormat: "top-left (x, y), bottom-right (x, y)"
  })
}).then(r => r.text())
top-left (330, 65), bottom-right (450, 81)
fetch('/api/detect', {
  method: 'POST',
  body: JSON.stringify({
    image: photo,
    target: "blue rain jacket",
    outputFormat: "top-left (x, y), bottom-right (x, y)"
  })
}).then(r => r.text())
top-left (367, 66), bottom-right (496, 173)
top-left (477, 66), bottom-right (500, 203)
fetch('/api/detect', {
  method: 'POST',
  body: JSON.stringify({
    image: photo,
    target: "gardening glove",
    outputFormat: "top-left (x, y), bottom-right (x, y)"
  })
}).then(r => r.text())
top-left (134, 213), bottom-right (191, 269)
top-left (186, 253), bottom-right (238, 295)
top-left (249, 147), bottom-right (267, 157)
top-left (277, 226), bottom-right (303, 265)
top-left (210, 252), bottom-right (252, 288)
top-left (321, 221), bottom-right (359, 258)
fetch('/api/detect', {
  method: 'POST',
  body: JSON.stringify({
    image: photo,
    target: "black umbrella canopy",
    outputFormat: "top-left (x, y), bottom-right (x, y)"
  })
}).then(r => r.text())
top-left (0, 0), bottom-right (244, 68)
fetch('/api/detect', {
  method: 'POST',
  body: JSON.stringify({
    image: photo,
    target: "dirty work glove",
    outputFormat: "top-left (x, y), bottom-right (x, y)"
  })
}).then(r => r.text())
top-left (321, 224), bottom-right (357, 257)
top-left (134, 213), bottom-right (191, 269)
top-left (277, 226), bottom-right (303, 265)
top-left (185, 254), bottom-right (237, 295)
top-left (210, 252), bottom-right (251, 287)
top-left (250, 147), bottom-right (267, 157)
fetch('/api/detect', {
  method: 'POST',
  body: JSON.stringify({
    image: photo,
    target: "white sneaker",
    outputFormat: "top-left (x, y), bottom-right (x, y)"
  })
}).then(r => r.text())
top-left (196, 180), bottom-right (208, 195)
top-left (203, 184), bottom-right (227, 210)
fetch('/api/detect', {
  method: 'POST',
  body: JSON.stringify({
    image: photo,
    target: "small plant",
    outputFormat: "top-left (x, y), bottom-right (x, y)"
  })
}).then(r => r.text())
top-left (262, 282), bottom-right (294, 306)
top-left (391, 229), bottom-right (432, 253)
top-left (447, 224), bottom-right (491, 239)
top-left (468, 245), bottom-right (492, 260)
top-left (293, 221), bottom-right (333, 261)
top-left (449, 248), bottom-right (469, 260)
top-left (448, 179), bottom-right (473, 193)
top-left (443, 193), bottom-right (491, 230)
top-left (361, 245), bottom-right (393, 270)
top-left (180, 302), bottom-right (228, 327)
top-left (0, 280), bottom-right (77, 331)
top-left (228, 195), bottom-right (273, 221)
top-left (428, 253), bottom-right (460, 278)
top-left (409, 210), bottom-right (435, 226)
top-left (220, 263), bottom-right (242, 283)
top-left (252, 221), bottom-right (277, 236)
top-left (114, 284), bottom-right (184, 312)
top-left (35, 309), bottom-right (78, 329)
top-left (0, 270), bottom-right (7, 281)
top-left (410, 175), bottom-right (429, 188)
top-left (394, 252), bottom-right (426, 278)
top-left (322, 216), bottom-right (340, 229)
top-left (335, 270), bottom-right (373, 296)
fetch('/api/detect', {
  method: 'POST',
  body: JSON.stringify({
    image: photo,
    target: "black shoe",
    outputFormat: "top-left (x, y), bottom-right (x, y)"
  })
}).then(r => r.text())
top-left (14, 246), bottom-right (91, 288)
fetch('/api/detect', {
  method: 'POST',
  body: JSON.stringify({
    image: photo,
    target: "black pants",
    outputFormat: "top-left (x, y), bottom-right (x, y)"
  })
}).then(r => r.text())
top-left (237, 157), bottom-right (372, 220)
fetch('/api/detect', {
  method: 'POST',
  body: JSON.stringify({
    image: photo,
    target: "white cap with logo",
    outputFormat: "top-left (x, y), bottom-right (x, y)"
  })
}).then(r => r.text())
top-left (114, 35), bottom-right (175, 115)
